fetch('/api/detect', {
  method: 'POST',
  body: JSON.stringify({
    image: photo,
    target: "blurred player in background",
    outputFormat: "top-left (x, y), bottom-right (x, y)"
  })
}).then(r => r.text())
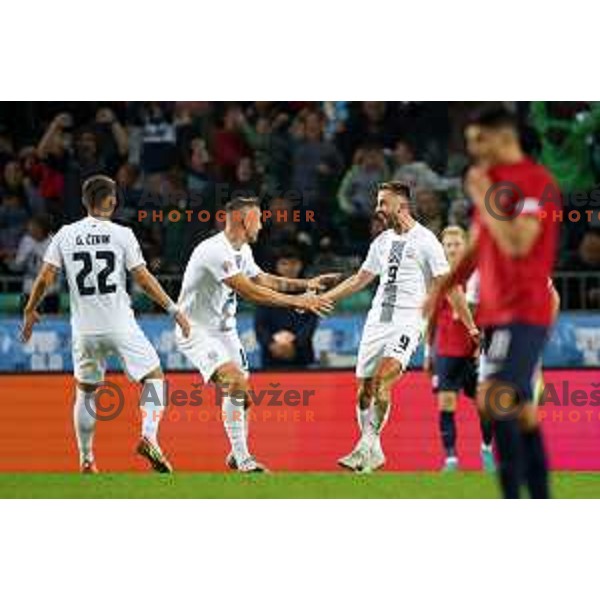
top-left (21, 175), bottom-right (191, 473)
top-left (176, 196), bottom-right (337, 473)
top-left (12, 214), bottom-right (60, 313)
top-left (321, 181), bottom-right (478, 472)
top-left (426, 108), bottom-right (561, 498)
top-left (424, 226), bottom-right (494, 472)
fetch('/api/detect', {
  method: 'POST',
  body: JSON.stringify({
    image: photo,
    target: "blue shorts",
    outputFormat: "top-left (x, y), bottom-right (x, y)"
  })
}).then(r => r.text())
top-left (432, 355), bottom-right (478, 399)
top-left (480, 323), bottom-right (549, 401)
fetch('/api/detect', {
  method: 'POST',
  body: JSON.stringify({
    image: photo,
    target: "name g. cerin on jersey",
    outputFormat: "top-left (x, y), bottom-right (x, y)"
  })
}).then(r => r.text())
top-left (75, 234), bottom-right (111, 246)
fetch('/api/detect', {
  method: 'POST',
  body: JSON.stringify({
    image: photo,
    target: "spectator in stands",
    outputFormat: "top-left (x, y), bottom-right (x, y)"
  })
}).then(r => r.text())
top-left (254, 195), bottom-right (312, 269)
top-left (11, 214), bottom-right (60, 313)
top-left (232, 156), bottom-right (261, 197)
top-left (416, 188), bottom-right (447, 237)
top-left (137, 102), bottom-right (177, 175)
top-left (392, 139), bottom-right (458, 192)
top-left (212, 105), bottom-right (249, 182)
top-left (0, 127), bottom-right (14, 168)
top-left (0, 194), bottom-right (29, 267)
top-left (37, 113), bottom-right (118, 221)
top-left (185, 137), bottom-right (213, 195)
top-left (338, 144), bottom-right (388, 218)
top-left (2, 160), bottom-right (26, 202)
top-left (17, 147), bottom-right (46, 214)
top-left (94, 106), bottom-right (129, 172)
top-left (255, 246), bottom-right (318, 368)
top-left (337, 144), bottom-right (388, 251)
top-left (336, 101), bottom-right (399, 162)
top-left (290, 109), bottom-right (343, 233)
top-left (574, 229), bottom-right (600, 309)
top-left (530, 101), bottom-right (600, 193)
top-left (239, 111), bottom-right (292, 196)
top-left (447, 196), bottom-right (472, 231)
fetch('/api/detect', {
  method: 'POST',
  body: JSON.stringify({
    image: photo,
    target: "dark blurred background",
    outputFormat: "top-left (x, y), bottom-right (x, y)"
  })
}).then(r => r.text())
top-left (1, 101), bottom-right (600, 319)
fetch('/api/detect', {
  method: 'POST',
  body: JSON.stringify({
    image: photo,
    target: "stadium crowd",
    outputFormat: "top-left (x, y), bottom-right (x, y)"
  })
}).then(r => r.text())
top-left (1, 101), bottom-right (600, 310)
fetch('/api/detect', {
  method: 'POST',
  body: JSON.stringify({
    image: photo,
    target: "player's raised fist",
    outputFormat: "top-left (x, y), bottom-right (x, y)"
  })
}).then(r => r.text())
top-left (53, 113), bottom-right (73, 130)
top-left (20, 309), bottom-right (40, 343)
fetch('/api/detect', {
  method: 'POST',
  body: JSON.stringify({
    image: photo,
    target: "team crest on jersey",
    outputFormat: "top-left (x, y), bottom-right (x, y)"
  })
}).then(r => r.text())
top-left (222, 260), bottom-right (233, 273)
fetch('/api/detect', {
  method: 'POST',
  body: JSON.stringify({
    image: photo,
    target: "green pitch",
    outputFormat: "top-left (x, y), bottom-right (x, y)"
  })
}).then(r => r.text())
top-left (1, 472), bottom-right (600, 498)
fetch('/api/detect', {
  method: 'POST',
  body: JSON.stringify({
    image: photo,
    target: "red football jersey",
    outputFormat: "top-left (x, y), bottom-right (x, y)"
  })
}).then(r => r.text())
top-left (476, 157), bottom-right (560, 327)
top-left (435, 294), bottom-right (476, 357)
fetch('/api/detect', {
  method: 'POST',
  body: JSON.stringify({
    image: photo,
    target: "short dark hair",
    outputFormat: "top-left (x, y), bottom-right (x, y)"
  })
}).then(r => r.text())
top-left (275, 245), bottom-right (302, 262)
top-left (82, 175), bottom-right (116, 209)
top-left (468, 106), bottom-right (518, 130)
top-left (224, 195), bottom-right (260, 213)
top-left (378, 180), bottom-right (412, 200)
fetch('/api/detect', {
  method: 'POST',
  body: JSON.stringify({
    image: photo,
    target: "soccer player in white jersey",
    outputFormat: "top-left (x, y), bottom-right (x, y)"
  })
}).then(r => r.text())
top-left (321, 181), bottom-right (478, 472)
top-left (176, 196), bottom-right (337, 473)
top-left (21, 175), bottom-right (191, 474)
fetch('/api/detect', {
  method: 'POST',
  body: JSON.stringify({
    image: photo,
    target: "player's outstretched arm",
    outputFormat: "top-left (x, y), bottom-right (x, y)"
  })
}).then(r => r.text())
top-left (253, 272), bottom-right (342, 294)
top-left (21, 262), bottom-right (59, 342)
top-left (131, 266), bottom-right (191, 337)
top-left (423, 241), bottom-right (478, 321)
top-left (320, 269), bottom-right (376, 304)
top-left (225, 273), bottom-right (334, 318)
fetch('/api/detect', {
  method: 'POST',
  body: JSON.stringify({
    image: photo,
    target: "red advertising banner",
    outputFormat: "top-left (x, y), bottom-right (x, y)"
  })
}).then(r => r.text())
top-left (1, 370), bottom-right (599, 472)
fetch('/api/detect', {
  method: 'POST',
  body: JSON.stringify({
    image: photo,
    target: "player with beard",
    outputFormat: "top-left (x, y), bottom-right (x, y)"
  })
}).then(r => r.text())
top-left (321, 181), bottom-right (478, 472)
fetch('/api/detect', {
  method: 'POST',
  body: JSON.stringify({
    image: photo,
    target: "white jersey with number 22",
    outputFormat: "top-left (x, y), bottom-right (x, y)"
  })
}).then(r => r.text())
top-left (43, 216), bottom-right (145, 335)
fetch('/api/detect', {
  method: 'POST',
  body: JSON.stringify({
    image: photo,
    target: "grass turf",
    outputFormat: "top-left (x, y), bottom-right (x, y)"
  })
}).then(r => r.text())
top-left (1, 472), bottom-right (600, 498)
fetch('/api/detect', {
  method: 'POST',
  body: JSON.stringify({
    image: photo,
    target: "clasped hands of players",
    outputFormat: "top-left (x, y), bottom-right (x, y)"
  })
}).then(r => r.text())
top-left (306, 272), bottom-right (342, 293)
top-left (296, 272), bottom-right (342, 318)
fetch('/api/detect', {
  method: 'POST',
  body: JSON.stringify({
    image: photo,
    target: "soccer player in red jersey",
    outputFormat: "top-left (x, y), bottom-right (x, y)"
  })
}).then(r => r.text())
top-left (425, 107), bottom-right (561, 498)
top-left (424, 226), bottom-right (494, 472)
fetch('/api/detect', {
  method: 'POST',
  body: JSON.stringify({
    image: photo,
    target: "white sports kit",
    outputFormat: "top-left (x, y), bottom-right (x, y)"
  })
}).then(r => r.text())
top-left (43, 216), bottom-right (160, 384)
top-left (176, 231), bottom-right (262, 381)
top-left (356, 223), bottom-right (449, 378)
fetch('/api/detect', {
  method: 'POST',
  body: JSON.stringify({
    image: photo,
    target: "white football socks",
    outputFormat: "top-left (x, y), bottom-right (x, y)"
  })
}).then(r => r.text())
top-left (141, 378), bottom-right (166, 443)
top-left (357, 404), bottom-right (371, 434)
top-left (222, 395), bottom-right (250, 463)
top-left (362, 402), bottom-right (391, 450)
top-left (74, 388), bottom-right (96, 464)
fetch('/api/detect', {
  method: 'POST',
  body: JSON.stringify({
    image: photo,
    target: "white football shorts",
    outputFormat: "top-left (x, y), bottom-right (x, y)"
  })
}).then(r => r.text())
top-left (176, 326), bottom-right (249, 382)
top-left (355, 316), bottom-right (423, 379)
top-left (72, 324), bottom-right (161, 384)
